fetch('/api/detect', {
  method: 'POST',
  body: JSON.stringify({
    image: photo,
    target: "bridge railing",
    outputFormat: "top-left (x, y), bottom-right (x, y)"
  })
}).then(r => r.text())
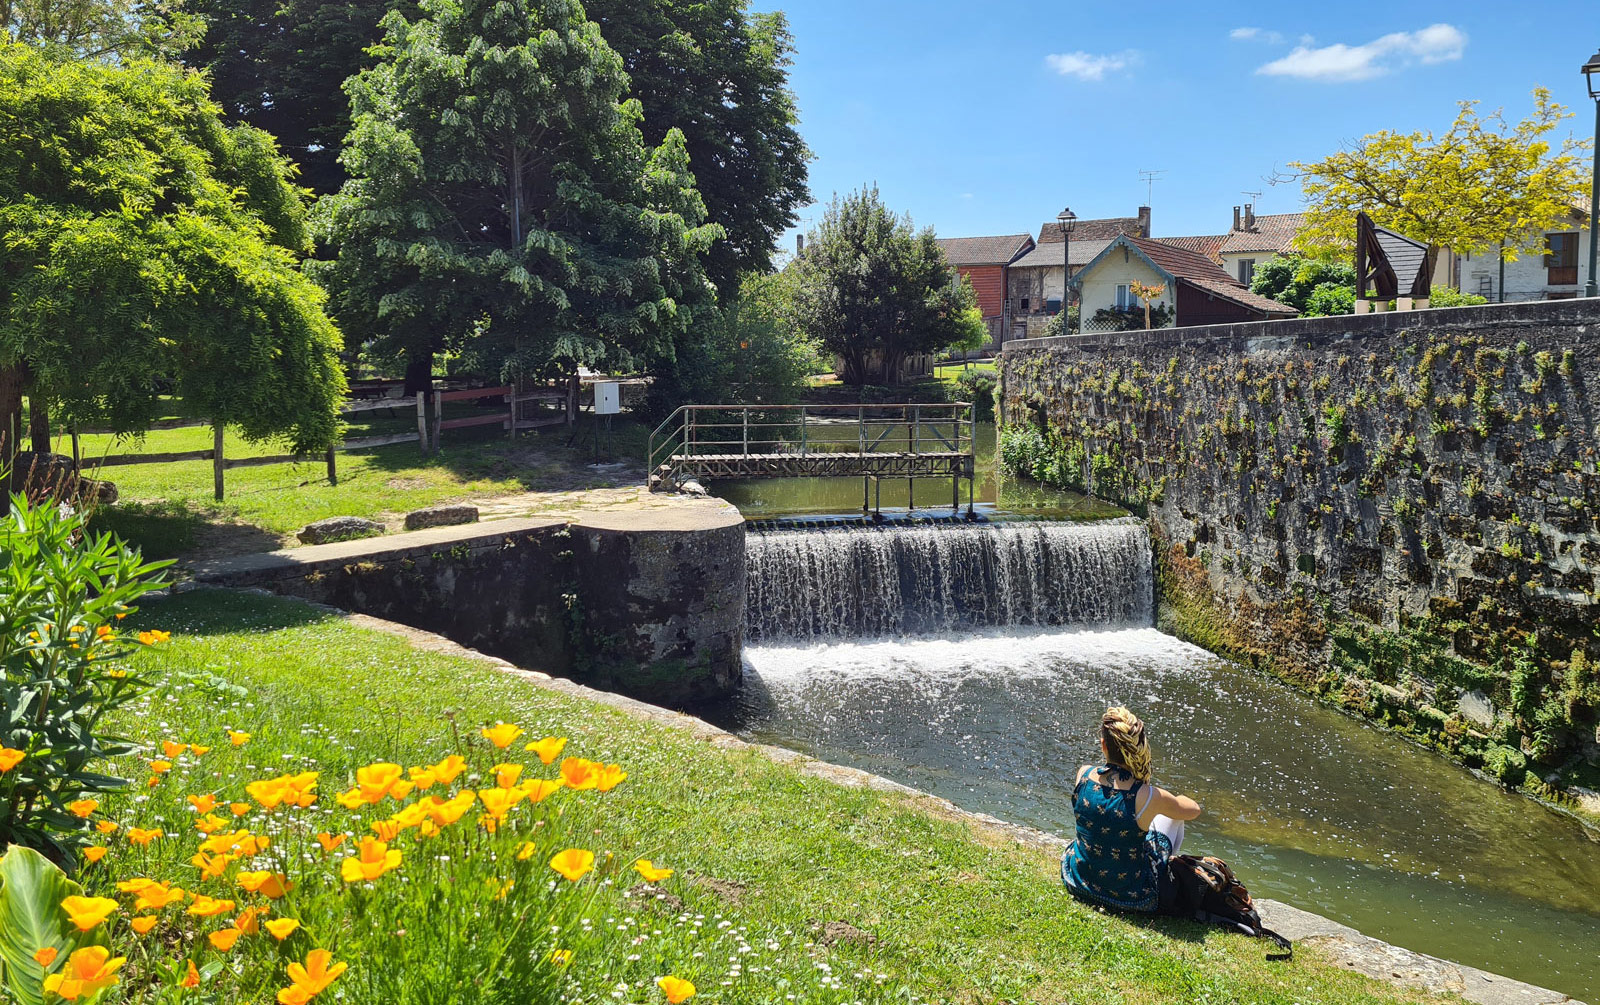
top-left (648, 402), bottom-right (975, 483)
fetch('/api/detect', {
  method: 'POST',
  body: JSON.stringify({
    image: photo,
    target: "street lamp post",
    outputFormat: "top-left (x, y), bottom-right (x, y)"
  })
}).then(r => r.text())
top-left (1056, 207), bottom-right (1077, 332)
top-left (1582, 49), bottom-right (1600, 298)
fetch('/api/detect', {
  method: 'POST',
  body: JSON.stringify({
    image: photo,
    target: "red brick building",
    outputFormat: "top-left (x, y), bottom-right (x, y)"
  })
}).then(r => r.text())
top-left (934, 234), bottom-right (1035, 346)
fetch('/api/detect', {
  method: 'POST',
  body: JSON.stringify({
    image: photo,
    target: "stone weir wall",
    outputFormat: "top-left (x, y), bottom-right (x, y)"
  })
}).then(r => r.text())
top-left (999, 299), bottom-right (1600, 798)
top-left (189, 508), bottom-right (747, 706)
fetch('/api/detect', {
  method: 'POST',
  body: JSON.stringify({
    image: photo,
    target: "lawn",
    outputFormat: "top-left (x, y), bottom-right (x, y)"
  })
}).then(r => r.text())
top-left (68, 415), bottom-right (653, 559)
top-left (90, 587), bottom-right (1446, 1005)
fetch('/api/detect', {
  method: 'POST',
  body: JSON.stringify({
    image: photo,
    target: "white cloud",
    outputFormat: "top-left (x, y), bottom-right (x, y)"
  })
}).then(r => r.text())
top-left (1230, 27), bottom-right (1284, 44)
top-left (1256, 23), bottom-right (1467, 82)
top-left (1045, 50), bottom-right (1138, 82)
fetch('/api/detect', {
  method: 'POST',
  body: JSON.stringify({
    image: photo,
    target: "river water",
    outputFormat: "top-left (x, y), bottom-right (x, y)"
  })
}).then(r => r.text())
top-left (710, 521), bottom-right (1600, 1001)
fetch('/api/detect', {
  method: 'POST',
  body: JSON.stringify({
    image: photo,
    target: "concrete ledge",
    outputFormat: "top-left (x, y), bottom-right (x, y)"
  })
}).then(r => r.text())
top-left (207, 589), bottom-right (1577, 1005)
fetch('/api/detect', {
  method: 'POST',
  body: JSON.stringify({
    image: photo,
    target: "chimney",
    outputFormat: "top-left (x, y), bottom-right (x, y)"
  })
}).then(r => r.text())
top-left (1244, 204), bottom-right (1256, 231)
top-left (796, 233), bottom-right (805, 256)
top-left (1233, 206), bottom-right (1242, 232)
top-left (1137, 206), bottom-right (1151, 238)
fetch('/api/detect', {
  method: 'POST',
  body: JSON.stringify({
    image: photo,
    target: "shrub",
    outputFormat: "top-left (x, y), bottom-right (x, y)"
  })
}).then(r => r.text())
top-left (1428, 286), bottom-right (1489, 308)
top-left (953, 369), bottom-right (997, 421)
top-left (1304, 282), bottom-right (1355, 317)
top-left (0, 492), bottom-right (169, 858)
top-left (1085, 305), bottom-right (1173, 332)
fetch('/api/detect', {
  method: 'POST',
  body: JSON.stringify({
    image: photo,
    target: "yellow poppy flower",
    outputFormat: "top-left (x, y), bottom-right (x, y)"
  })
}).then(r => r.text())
top-left (493, 763), bottom-right (524, 789)
top-left (237, 872), bottom-right (293, 899)
top-left (115, 877), bottom-right (156, 894)
top-left (340, 837), bottom-right (402, 883)
top-left (559, 757), bottom-right (600, 790)
top-left (188, 793), bottom-right (217, 814)
top-left (548, 848), bottom-right (595, 882)
top-left (208, 928), bottom-right (242, 951)
top-left (595, 764), bottom-right (627, 792)
top-left (191, 852), bottom-right (230, 881)
top-left (33, 946), bottom-right (58, 966)
top-left (407, 766), bottom-right (438, 790)
top-left (160, 741), bottom-right (186, 759)
top-left (524, 736), bottom-right (568, 765)
top-left (187, 896), bottom-right (236, 918)
top-left (657, 976), bottom-right (695, 1003)
top-left (42, 946), bottom-right (124, 1000)
top-left (189, 744), bottom-right (212, 756)
top-left (229, 802), bottom-right (252, 817)
top-left (549, 949), bottom-right (573, 966)
top-left (127, 828), bottom-right (161, 846)
top-left (129, 915), bottom-right (158, 935)
top-left (481, 723), bottom-right (523, 749)
top-left (277, 988), bottom-right (312, 1005)
top-left (432, 754), bottom-right (468, 784)
top-left (60, 896), bottom-right (118, 932)
top-left (634, 860), bottom-right (674, 883)
top-left (148, 759), bottom-right (172, 775)
top-left (235, 906), bottom-right (264, 934)
top-left (136, 630), bottom-right (171, 645)
top-left (392, 802), bottom-right (430, 830)
top-left (369, 819), bottom-right (401, 842)
top-left (96, 819), bottom-right (117, 834)
top-left (476, 787), bottom-right (519, 819)
top-left (421, 792), bottom-right (476, 827)
top-left (182, 959), bottom-right (200, 989)
top-left (82, 846), bottom-right (108, 864)
top-left (0, 748), bottom-right (24, 773)
top-left (315, 832), bottom-right (346, 853)
top-left (516, 841), bottom-right (537, 861)
top-left (265, 918), bottom-right (300, 941)
top-left (194, 813), bottom-right (228, 835)
top-left (134, 883), bottom-right (185, 912)
top-left (355, 762), bottom-right (403, 804)
top-left (67, 799), bottom-right (98, 819)
top-left (419, 820), bottom-right (440, 838)
top-left (283, 949), bottom-right (347, 998)
top-left (228, 731), bottom-right (250, 747)
top-left (521, 778), bottom-right (565, 803)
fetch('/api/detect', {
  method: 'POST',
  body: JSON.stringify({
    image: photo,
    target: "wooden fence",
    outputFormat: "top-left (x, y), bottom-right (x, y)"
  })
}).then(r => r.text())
top-left (80, 380), bottom-right (579, 500)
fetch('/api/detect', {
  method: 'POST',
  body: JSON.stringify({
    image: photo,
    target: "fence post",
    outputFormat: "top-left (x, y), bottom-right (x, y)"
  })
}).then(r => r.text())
top-left (507, 389), bottom-right (516, 440)
top-left (325, 446), bottom-right (338, 486)
top-left (212, 424), bottom-right (225, 501)
top-left (742, 409), bottom-right (749, 458)
top-left (416, 392), bottom-right (429, 454)
top-left (70, 429), bottom-right (80, 466)
top-left (431, 390), bottom-right (443, 455)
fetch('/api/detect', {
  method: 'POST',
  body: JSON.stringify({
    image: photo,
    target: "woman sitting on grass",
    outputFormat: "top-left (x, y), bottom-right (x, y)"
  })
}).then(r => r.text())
top-left (1062, 706), bottom-right (1202, 912)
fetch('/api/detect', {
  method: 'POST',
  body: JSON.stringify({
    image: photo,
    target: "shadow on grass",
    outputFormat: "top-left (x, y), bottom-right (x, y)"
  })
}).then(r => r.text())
top-left (90, 501), bottom-right (284, 561)
top-left (133, 586), bottom-right (337, 637)
top-left (355, 417), bottom-right (651, 489)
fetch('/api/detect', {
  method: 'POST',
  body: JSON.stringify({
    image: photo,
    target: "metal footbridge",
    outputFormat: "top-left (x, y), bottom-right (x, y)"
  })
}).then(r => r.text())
top-left (648, 403), bottom-right (977, 512)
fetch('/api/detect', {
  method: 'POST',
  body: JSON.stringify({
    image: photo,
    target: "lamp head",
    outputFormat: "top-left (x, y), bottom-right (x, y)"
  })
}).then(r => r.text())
top-left (1584, 49), bottom-right (1600, 99)
top-left (1056, 207), bottom-right (1077, 236)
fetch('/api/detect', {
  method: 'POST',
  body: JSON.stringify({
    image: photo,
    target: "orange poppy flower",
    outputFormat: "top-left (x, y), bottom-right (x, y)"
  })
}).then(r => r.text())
top-left (524, 736), bottom-right (568, 765)
top-left (548, 848), bottom-right (595, 882)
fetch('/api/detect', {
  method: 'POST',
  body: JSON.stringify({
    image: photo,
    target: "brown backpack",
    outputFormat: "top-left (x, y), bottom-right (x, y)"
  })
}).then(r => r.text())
top-left (1164, 854), bottom-right (1292, 960)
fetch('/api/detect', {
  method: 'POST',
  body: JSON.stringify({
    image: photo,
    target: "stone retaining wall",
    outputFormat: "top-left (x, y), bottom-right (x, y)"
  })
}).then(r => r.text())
top-left (999, 299), bottom-right (1600, 796)
top-left (188, 506), bottom-right (746, 706)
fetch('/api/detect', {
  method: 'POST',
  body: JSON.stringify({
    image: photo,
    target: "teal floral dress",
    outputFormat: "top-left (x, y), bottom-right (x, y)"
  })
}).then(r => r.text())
top-left (1061, 766), bottom-right (1172, 912)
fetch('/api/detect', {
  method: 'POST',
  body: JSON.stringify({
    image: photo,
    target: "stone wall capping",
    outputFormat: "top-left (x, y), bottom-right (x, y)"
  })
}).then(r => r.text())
top-left (252, 597), bottom-right (1575, 1005)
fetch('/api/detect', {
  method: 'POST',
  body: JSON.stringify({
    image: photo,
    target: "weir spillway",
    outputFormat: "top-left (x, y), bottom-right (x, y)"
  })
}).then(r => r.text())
top-left (744, 518), bottom-right (1153, 642)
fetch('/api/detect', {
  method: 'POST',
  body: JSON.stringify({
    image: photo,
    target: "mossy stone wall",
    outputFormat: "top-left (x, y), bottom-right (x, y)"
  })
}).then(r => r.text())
top-left (1000, 300), bottom-right (1600, 794)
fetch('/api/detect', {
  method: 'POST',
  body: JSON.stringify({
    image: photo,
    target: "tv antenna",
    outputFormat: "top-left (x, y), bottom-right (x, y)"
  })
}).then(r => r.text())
top-left (1241, 188), bottom-right (1263, 205)
top-left (1138, 169), bottom-right (1166, 205)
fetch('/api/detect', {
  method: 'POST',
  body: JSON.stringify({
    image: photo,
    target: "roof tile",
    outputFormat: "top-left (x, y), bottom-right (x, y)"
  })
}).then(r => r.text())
top-left (934, 234), bottom-right (1035, 267)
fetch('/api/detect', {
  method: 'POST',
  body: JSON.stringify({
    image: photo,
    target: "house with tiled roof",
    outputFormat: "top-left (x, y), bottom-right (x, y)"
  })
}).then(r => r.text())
top-left (1156, 234), bottom-right (1226, 265)
top-left (1071, 234), bottom-right (1298, 330)
top-left (1219, 205), bottom-right (1305, 286)
top-left (1454, 196), bottom-right (1592, 302)
top-left (1004, 208), bottom-right (1151, 339)
top-left (934, 233), bottom-right (1035, 345)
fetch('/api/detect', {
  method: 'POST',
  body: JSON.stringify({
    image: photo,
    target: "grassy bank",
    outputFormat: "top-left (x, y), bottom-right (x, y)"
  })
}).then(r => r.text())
top-left (97, 588), bottom-right (1445, 1005)
top-left (72, 417), bottom-right (651, 559)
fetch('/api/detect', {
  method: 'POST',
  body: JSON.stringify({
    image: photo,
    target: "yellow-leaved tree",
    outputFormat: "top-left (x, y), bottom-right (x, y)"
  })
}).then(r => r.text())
top-left (1283, 88), bottom-right (1591, 263)
top-left (1128, 281), bottom-right (1167, 330)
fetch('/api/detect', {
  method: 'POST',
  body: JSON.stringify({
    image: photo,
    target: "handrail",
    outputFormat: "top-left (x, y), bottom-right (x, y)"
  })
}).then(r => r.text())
top-left (647, 402), bottom-right (975, 490)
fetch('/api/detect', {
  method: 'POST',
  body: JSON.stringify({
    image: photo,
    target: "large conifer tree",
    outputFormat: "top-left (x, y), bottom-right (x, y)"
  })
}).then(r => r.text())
top-left (312, 0), bottom-right (721, 392)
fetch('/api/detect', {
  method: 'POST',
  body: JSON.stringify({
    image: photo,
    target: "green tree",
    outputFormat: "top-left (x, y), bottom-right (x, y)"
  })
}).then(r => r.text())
top-left (1286, 89), bottom-right (1591, 261)
top-left (312, 0), bottom-right (722, 395)
top-left (1249, 254), bottom-right (1356, 314)
top-left (0, 44), bottom-right (346, 461)
top-left (790, 186), bottom-right (980, 386)
top-left (184, 0), bottom-right (413, 195)
top-left (585, 0), bottom-right (809, 293)
top-left (1, 0), bottom-right (201, 60)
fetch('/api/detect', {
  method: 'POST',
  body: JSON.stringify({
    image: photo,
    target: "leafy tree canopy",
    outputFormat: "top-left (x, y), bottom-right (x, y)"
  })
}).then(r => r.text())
top-left (0, 43), bottom-right (346, 454)
top-left (586, 0), bottom-right (809, 293)
top-left (184, 0), bottom-right (414, 195)
top-left (1249, 254), bottom-right (1357, 314)
top-left (311, 0), bottom-right (723, 392)
top-left (1286, 89), bottom-right (1591, 259)
top-left (1, 0), bottom-right (201, 60)
top-left (790, 186), bottom-right (979, 385)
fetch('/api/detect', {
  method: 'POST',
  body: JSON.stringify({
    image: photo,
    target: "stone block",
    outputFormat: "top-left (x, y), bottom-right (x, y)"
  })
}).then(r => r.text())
top-left (297, 516), bottom-right (384, 545)
top-left (404, 504), bottom-right (479, 531)
top-left (1458, 690), bottom-right (1495, 729)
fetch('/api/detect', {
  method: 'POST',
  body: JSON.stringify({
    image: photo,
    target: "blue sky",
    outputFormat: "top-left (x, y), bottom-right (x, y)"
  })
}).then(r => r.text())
top-left (758, 0), bottom-right (1598, 245)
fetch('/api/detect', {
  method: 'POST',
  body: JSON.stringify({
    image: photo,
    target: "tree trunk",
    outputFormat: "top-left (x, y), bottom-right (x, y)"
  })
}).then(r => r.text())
top-left (0, 363), bottom-right (23, 468)
top-left (403, 349), bottom-right (433, 396)
top-left (28, 393), bottom-right (50, 454)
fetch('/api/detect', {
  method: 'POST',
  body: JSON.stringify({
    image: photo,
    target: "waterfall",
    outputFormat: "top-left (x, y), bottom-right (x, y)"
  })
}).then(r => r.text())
top-left (744, 517), bottom-right (1153, 642)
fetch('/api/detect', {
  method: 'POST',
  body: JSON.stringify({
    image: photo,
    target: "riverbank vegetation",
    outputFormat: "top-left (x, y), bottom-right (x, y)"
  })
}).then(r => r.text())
top-left (48, 585), bottom-right (1441, 1005)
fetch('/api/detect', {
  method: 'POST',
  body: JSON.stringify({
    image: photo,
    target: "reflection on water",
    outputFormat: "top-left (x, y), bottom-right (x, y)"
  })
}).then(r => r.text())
top-left (708, 628), bottom-right (1600, 1001)
top-left (711, 423), bottom-right (1125, 521)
